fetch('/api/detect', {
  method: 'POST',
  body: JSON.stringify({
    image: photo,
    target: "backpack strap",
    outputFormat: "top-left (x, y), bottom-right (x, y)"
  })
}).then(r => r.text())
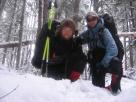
top-left (98, 26), bottom-right (105, 46)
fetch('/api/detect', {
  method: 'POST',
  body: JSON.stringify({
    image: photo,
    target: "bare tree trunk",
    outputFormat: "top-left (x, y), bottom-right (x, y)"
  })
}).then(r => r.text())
top-left (130, 1), bottom-right (136, 31)
top-left (125, 6), bottom-right (129, 32)
top-left (73, 0), bottom-right (80, 14)
top-left (93, 0), bottom-right (99, 13)
top-left (2, 0), bottom-right (17, 64)
top-left (42, 0), bottom-right (48, 25)
top-left (37, 0), bottom-right (43, 36)
top-left (0, 0), bottom-right (7, 19)
top-left (73, 0), bottom-right (81, 27)
top-left (16, 0), bottom-right (26, 68)
top-left (56, 0), bottom-right (63, 20)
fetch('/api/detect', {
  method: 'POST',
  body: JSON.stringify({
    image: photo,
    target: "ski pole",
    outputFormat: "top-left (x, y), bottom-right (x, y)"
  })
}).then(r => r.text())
top-left (41, 0), bottom-right (56, 77)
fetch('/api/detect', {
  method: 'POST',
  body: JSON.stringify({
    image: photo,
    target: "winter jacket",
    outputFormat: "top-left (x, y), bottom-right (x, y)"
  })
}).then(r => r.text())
top-left (80, 18), bottom-right (118, 68)
top-left (32, 21), bottom-right (86, 78)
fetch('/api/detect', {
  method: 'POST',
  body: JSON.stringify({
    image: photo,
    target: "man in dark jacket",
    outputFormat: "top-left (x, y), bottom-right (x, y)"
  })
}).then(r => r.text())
top-left (76, 11), bottom-right (122, 94)
top-left (32, 19), bottom-right (86, 81)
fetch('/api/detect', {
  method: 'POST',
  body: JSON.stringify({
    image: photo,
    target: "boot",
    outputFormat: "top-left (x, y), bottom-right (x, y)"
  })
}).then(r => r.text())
top-left (105, 74), bottom-right (121, 94)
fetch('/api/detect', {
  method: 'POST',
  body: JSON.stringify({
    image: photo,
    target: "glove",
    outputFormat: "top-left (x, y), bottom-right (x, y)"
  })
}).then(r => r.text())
top-left (70, 71), bottom-right (80, 82)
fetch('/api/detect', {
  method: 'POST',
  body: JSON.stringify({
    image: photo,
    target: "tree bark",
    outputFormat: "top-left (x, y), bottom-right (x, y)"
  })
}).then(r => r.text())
top-left (0, 0), bottom-right (7, 19)
top-left (56, 0), bottom-right (62, 20)
top-left (16, 0), bottom-right (26, 69)
top-left (130, 1), bottom-right (135, 31)
top-left (42, 0), bottom-right (48, 25)
top-left (73, 0), bottom-right (81, 27)
top-left (93, 0), bottom-right (99, 13)
top-left (37, 0), bottom-right (43, 36)
top-left (2, 0), bottom-right (17, 64)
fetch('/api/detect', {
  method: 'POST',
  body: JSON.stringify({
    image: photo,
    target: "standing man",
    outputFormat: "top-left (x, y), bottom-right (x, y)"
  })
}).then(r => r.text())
top-left (76, 11), bottom-right (122, 94)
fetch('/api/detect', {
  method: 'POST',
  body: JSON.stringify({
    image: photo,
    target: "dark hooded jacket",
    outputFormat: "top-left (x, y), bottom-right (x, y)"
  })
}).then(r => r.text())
top-left (32, 21), bottom-right (86, 78)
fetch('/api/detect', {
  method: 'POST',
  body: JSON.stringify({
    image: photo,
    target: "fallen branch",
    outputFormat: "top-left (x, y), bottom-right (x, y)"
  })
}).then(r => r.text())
top-left (0, 40), bottom-right (35, 48)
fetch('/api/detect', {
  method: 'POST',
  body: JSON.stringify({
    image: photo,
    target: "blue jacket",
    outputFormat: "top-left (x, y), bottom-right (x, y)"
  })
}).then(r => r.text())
top-left (80, 18), bottom-right (118, 67)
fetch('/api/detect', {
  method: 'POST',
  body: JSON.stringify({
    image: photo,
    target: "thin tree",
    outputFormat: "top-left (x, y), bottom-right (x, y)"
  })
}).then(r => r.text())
top-left (16, 0), bottom-right (26, 68)
top-left (93, 0), bottom-right (99, 13)
top-left (2, 0), bottom-right (17, 64)
top-left (43, 0), bottom-right (48, 25)
top-left (73, 0), bottom-right (81, 26)
top-left (37, 0), bottom-right (43, 36)
top-left (0, 0), bottom-right (7, 19)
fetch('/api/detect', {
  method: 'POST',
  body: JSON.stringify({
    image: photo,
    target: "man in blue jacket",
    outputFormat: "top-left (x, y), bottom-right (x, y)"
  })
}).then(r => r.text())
top-left (77, 11), bottom-right (122, 94)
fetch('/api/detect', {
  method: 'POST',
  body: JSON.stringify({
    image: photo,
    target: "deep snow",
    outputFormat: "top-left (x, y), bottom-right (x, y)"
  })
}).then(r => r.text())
top-left (0, 67), bottom-right (136, 102)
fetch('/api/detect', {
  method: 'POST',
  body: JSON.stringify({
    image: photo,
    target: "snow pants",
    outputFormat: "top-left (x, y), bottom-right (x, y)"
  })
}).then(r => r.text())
top-left (91, 57), bottom-right (123, 88)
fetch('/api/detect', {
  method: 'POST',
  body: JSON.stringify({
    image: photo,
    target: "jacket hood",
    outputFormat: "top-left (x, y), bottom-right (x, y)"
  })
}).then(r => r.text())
top-left (88, 18), bottom-right (104, 34)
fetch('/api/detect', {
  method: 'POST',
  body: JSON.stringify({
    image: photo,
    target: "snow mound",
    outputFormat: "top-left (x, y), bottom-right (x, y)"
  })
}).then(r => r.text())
top-left (0, 69), bottom-right (136, 102)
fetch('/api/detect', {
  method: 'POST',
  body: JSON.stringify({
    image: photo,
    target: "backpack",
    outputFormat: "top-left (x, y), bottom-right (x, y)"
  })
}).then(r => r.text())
top-left (32, 21), bottom-right (60, 68)
top-left (101, 14), bottom-right (124, 61)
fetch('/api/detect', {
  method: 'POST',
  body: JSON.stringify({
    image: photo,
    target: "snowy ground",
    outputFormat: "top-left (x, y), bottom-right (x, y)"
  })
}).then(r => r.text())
top-left (0, 66), bottom-right (136, 102)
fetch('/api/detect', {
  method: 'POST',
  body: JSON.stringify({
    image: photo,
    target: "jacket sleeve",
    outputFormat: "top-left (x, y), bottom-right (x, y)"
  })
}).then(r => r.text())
top-left (100, 28), bottom-right (118, 68)
top-left (32, 23), bottom-right (48, 68)
top-left (78, 30), bottom-right (89, 44)
top-left (68, 45), bottom-right (87, 74)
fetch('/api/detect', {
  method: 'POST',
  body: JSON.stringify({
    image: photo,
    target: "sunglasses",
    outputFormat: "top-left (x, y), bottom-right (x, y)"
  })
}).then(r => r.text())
top-left (87, 17), bottom-right (97, 22)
